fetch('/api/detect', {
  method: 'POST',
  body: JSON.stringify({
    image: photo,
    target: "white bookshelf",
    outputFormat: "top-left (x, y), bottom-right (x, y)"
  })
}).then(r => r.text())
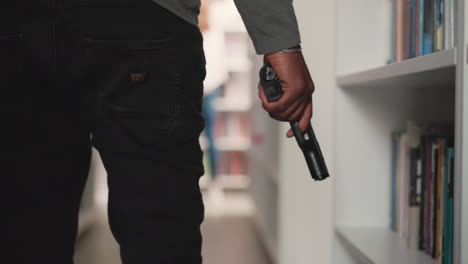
top-left (337, 49), bottom-right (456, 90)
top-left (335, 1), bottom-right (467, 264)
top-left (336, 227), bottom-right (437, 264)
top-left (200, 0), bottom-right (253, 190)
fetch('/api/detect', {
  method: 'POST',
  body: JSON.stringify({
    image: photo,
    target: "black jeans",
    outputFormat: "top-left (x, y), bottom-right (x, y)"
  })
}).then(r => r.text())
top-left (1, 0), bottom-right (206, 263)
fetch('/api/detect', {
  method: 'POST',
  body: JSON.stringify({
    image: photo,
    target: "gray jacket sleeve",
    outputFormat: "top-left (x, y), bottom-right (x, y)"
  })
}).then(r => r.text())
top-left (233, 0), bottom-right (301, 55)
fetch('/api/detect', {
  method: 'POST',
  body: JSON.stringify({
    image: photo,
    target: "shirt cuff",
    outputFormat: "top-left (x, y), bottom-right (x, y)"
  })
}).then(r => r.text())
top-left (253, 34), bottom-right (301, 55)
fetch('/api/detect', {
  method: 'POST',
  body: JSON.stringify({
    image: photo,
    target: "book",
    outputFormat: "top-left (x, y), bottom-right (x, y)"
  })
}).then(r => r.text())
top-left (396, 132), bottom-right (403, 233)
top-left (419, 136), bottom-right (429, 250)
top-left (409, 0), bottom-right (417, 58)
top-left (414, 0), bottom-right (421, 57)
top-left (393, 122), bottom-right (454, 257)
top-left (404, 0), bottom-right (412, 59)
top-left (399, 133), bottom-right (410, 238)
top-left (444, 0), bottom-right (455, 49)
top-left (406, 120), bottom-right (425, 249)
top-left (396, 0), bottom-right (406, 61)
top-left (438, 138), bottom-right (447, 263)
top-left (422, 136), bottom-right (437, 255)
top-left (419, 0), bottom-right (425, 56)
top-left (391, 132), bottom-right (399, 231)
top-left (435, 0), bottom-right (444, 51)
top-left (434, 138), bottom-right (445, 259)
top-left (408, 148), bottom-right (421, 249)
top-left (443, 147), bottom-right (454, 264)
top-left (423, 0), bottom-right (435, 55)
top-left (389, 0), bottom-right (398, 63)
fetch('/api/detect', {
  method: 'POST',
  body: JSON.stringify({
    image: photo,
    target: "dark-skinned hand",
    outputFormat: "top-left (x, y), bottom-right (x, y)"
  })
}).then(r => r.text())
top-left (258, 46), bottom-right (315, 138)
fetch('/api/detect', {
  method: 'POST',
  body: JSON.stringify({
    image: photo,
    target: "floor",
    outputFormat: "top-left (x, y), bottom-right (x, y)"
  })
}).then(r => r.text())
top-left (74, 191), bottom-right (272, 264)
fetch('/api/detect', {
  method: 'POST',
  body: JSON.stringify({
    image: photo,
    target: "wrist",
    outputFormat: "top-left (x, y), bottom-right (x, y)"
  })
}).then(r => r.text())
top-left (266, 45), bottom-right (302, 55)
top-left (264, 45), bottom-right (303, 65)
top-left (278, 45), bottom-right (302, 54)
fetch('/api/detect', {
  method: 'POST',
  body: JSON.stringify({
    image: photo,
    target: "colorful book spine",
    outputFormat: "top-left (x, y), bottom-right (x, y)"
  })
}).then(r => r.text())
top-left (444, 0), bottom-right (454, 49)
top-left (423, 0), bottom-right (434, 55)
top-left (396, 0), bottom-right (405, 61)
top-left (425, 137), bottom-right (433, 252)
top-left (400, 133), bottom-right (410, 238)
top-left (392, 0), bottom-right (453, 60)
top-left (443, 148), bottom-right (454, 264)
top-left (408, 148), bottom-right (421, 249)
top-left (391, 132), bottom-right (399, 231)
top-left (414, 0), bottom-right (421, 56)
top-left (404, 0), bottom-right (412, 59)
top-left (389, 0), bottom-right (398, 63)
top-left (409, 0), bottom-right (417, 58)
top-left (419, 136), bottom-right (428, 250)
top-left (419, 0), bottom-right (425, 55)
top-left (392, 125), bottom-right (454, 259)
top-left (434, 138), bottom-right (445, 259)
top-left (435, 0), bottom-right (444, 51)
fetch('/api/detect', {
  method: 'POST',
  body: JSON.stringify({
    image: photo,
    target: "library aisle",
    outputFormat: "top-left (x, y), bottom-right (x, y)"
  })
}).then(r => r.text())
top-left (74, 1), bottom-right (468, 264)
top-left (74, 192), bottom-right (271, 264)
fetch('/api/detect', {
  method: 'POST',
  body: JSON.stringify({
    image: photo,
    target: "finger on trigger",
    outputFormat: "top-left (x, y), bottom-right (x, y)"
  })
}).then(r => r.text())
top-left (288, 100), bottom-right (308, 122)
top-left (273, 96), bottom-right (304, 120)
top-left (260, 86), bottom-right (298, 113)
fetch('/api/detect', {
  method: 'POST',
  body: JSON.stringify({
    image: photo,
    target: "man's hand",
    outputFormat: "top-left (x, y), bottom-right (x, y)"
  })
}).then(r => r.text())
top-left (258, 47), bottom-right (315, 138)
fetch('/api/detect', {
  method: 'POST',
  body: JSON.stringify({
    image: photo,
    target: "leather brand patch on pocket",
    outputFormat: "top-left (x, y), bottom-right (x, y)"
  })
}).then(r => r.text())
top-left (129, 72), bottom-right (148, 84)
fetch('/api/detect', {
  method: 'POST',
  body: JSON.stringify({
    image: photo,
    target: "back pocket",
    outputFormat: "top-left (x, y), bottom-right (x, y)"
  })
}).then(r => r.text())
top-left (81, 35), bottom-right (182, 149)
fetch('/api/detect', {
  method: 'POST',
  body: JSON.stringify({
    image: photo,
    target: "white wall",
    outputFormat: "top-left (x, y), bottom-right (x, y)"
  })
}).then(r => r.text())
top-left (277, 0), bottom-right (336, 263)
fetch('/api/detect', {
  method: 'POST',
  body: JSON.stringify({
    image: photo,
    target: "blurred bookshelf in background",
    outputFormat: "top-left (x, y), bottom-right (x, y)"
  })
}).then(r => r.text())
top-left (199, 0), bottom-right (253, 190)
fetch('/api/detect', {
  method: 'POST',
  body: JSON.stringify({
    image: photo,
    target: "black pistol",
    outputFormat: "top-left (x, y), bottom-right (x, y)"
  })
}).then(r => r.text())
top-left (259, 64), bottom-right (329, 181)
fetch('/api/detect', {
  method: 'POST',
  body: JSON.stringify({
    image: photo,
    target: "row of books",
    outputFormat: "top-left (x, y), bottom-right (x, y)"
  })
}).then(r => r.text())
top-left (390, 0), bottom-right (455, 63)
top-left (214, 112), bottom-right (250, 138)
top-left (391, 121), bottom-right (454, 263)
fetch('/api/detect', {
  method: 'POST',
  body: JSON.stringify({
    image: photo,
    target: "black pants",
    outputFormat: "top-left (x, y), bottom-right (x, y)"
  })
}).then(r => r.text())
top-left (1, 0), bottom-right (206, 263)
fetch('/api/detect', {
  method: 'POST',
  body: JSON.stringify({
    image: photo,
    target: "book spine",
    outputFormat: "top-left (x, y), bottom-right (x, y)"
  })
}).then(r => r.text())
top-left (408, 148), bottom-right (421, 249)
top-left (409, 0), bottom-right (417, 58)
top-left (432, 0), bottom-right (440, 52)
top-left (443, 148), bottom-right (454, 264)
top-left (419, 136), bottom-right (427, 250)
top-left (390, 0), bottom-right (397, 63)
top-left (401, 134), bottom-right (410, 238)
top-left (391, 132), bottom-right (399, 231)
top-left (434, 138), bottom-right (445, 259)
top-left (415, 0), bottom-right (421, 56)
top-left (425, 138), bottom-right (432, 253)
top-left (396, 0), bottom-right (405, 61)
top-left (419, 0), bottom-right (425, 55)
top-left (404, 0), bottom-right (412, 59)
top-left (423, 0), bottom-right (434, 55)
top-left (435, 0), bottom-right (444, 51)
top-left (444, 0), bottom-right (454, 49)
top-left (429, 140), bottom-right (438, 256)
top-left (438, 138), bottom-right (446, 264)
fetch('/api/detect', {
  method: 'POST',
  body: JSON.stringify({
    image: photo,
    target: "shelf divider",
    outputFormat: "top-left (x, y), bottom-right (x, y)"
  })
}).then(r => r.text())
top-left (336, 226), bottom-right (438, 264)
top-left (337, 49), bottom-right (457, 90)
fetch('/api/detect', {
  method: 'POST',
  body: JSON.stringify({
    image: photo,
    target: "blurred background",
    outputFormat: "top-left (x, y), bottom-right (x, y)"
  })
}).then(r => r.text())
top-left (74, 0), bottom-right (467, 264)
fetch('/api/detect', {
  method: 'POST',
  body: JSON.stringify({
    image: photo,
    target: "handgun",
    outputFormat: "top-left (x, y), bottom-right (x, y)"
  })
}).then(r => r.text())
top-left (259, 64), bottom-right (329, 181)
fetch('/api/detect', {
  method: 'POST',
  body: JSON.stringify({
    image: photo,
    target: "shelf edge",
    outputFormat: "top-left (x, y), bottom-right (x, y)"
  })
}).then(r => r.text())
top-left (337, 49), bottom-right (457, 88)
